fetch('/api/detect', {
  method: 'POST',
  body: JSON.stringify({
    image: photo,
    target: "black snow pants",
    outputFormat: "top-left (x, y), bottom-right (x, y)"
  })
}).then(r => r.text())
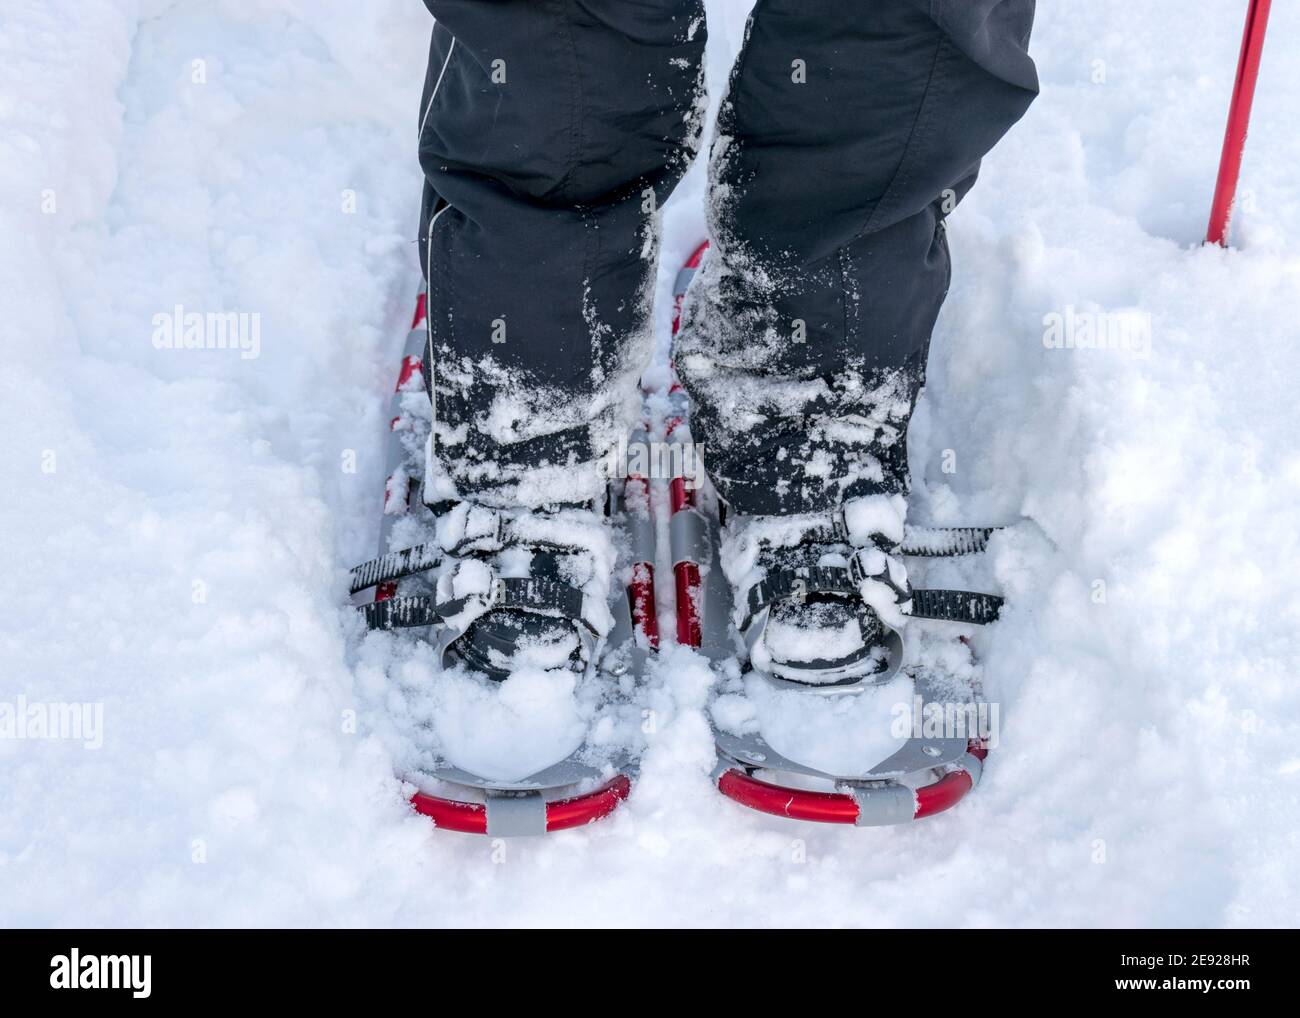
top-left (417, 0), bottom-right (1037, 515)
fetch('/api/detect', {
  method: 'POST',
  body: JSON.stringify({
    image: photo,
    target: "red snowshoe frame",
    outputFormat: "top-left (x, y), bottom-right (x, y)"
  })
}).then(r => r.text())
top-left (410, 774), bottom-right (632, 836)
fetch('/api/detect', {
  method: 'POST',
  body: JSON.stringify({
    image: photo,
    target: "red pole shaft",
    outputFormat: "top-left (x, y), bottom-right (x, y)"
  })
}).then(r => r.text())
top-left (1206, 0), bottom-right (1273, 246)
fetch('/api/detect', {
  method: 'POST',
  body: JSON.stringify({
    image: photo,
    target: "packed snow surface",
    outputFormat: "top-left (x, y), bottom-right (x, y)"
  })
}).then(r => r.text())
top-left (3, 0), bottom-right (1300, 926)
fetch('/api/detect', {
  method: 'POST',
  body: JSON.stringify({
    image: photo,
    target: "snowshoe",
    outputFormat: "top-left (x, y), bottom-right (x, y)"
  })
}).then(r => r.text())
top-left (669, 243), bottom-right (1004, 826)
top-left (347, 284), bottom-right (659, 836)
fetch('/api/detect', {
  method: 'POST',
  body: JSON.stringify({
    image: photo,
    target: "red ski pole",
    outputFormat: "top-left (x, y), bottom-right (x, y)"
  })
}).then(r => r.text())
top-left (1206, 0), bottom-right (1272, 246)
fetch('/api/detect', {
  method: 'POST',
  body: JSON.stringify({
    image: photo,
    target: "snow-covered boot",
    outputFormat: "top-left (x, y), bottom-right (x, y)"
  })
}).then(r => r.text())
top-left (699, 496), bottom-right (1008, 827)
top-left (414, 500), bottom-right (618, 681)
top-left (722, 498), bottom-right (913, 689)
top-left (346, 285), bottom-right (657, 836)
top-left (348, 493), bottom-right (649, 836)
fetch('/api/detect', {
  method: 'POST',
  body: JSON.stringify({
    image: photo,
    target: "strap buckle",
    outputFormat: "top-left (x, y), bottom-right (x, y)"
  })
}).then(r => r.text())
top-left (849, 548), bottom-right (912, 604)
top-left (829, 507), bottom-right (850, 543)
top-left (848, 550), bottom-right (867, 587)
top-left (444, 505), bottom-right (507, 556)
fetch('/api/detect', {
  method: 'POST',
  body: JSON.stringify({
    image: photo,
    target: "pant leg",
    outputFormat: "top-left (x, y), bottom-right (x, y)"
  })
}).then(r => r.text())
top-left (677, 0), bottom-right (1037, 515)
top-left (418, 0), bottom-right (707, 510)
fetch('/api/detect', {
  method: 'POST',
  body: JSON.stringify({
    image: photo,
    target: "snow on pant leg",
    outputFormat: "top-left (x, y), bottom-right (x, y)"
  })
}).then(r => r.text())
top-left (417, 1), bottom-right (707, 510)
top-left (676, 0), bottom-right (1038, 515)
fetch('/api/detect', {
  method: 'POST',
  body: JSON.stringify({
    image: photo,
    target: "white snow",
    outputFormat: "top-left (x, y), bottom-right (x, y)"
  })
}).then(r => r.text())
top-left (762, 609), bottom-right (864, 664)
top-left (716, 673), bottom-right (913, 779)
top-left (3, 0), bottom-right (1300, 927)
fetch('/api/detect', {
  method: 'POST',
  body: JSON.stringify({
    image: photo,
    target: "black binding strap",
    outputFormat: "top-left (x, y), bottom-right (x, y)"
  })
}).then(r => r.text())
top-left (361, 594), bottom-right (451, 630)
top-left (359, 576), bottom-right (587, 632)
top-left (900, 526), bottom-right (999, 557)
top-left (349, 520), bottom-right (605, 597)
top-left (741, 565), bottom-right (1002, 630)
top-left (906, 588), bottom-right (1003, 625)
top-left (742, 515), bottom-right (1001, 559)
top-left (349, 542), bottom-right (441, 595)
top-left (740, 565), bottom-right (860, 632)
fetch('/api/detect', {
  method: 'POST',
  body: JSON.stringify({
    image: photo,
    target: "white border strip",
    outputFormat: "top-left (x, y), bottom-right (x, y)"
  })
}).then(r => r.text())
top-left (418, 36), bottom-right (457, 141)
